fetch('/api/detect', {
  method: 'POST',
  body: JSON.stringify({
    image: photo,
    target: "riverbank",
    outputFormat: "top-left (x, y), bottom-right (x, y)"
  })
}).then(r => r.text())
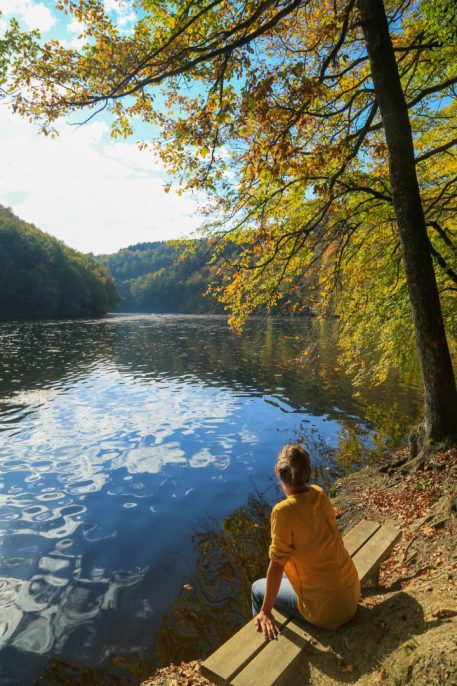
top-left (140, 447), bottom-right (457, 686)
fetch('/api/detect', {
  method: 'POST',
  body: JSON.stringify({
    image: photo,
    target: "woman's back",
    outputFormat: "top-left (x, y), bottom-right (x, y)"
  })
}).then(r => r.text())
top-left (269, 485), bottom-right (358, 591)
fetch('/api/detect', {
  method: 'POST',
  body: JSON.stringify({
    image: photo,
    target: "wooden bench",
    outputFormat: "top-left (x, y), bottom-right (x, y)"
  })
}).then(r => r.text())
top-left (201, 519), bottom-right (401, 686)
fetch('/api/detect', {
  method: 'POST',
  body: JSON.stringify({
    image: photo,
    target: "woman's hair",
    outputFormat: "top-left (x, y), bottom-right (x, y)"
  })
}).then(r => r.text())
top-left (276, 444), bottom-right (312, 489)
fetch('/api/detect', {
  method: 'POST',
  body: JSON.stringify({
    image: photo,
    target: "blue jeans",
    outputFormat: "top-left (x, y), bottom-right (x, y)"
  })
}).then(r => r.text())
top-left (251, 575), bottom-right (303, 621)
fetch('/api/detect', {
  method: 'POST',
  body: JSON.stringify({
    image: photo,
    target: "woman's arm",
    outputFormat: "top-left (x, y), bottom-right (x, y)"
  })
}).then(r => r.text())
top-left (254, 560), bottom-right (284, 641)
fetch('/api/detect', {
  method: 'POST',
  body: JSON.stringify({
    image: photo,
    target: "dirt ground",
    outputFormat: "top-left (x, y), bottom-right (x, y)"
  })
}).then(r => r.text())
top-left (140, 448), bottom-right (457, 686)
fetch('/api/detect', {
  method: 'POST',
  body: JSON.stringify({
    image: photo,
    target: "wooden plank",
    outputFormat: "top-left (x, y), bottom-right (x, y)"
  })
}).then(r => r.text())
top-left (230, 620), bottom-right (308, 686)
top-left (342, 519), bottom-right (381, 557)
top-left (201, 610), bottom-right (290, 686)
top-left (352, 522), bottom-right (402, 585)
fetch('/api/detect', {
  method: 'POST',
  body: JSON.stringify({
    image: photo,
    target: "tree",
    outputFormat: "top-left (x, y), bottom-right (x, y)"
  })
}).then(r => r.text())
top-left (356, 0), bottom-right (457, 447)
top-left (6, 0), bottom-right (457, 451)
top-left (0, 14), bottom-right (39, 101)
top-left (0, 205), bottom-right (118, 319)
top-left (98, 239), bottom-right (227, 313)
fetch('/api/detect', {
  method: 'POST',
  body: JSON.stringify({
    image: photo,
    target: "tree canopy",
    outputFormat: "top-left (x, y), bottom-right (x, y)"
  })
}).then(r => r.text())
top-left (4, 0), bottom-right (457, 444)
top-left (0, 205), bottom-right (118, 320)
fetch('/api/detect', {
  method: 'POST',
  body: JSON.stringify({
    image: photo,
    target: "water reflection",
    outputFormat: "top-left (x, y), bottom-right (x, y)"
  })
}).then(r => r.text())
top-left (154, 491), bottom-right (273, 668)
top-left (109, 316), bottom-right (419, 421)
top-left (33, 492), bottom-right (274, 686)
top-left (0, 315), bottom-right (421, 685)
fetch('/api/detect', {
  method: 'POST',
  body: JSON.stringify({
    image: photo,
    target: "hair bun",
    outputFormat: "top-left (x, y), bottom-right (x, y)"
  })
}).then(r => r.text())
top-left (276, 444), bottom-right (312, 488)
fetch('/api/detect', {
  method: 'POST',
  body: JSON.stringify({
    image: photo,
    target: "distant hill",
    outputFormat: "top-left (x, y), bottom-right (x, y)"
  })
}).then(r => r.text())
top-left (99, 239), bottom-right (315, 316)
top-left (0, 206), bottom-right (118, 320)
top-left (98, 240), bottom-right (225, 313)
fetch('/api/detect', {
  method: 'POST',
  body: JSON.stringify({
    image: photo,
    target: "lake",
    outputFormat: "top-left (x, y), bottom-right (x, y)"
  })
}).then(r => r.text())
top-left (0, 315), bottom-right (421, 684)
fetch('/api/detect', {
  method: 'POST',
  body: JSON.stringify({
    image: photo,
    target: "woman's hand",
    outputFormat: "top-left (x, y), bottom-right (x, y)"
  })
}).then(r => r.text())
top-left (254, 609), bottom-right (279, 641)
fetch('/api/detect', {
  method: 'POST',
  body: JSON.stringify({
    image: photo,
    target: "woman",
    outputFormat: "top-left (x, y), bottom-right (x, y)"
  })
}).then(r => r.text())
top-left (252, 444), bottom-right (360, 641)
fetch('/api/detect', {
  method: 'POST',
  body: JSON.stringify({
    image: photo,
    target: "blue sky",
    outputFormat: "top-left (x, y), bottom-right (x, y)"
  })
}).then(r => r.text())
top-left (0, 1), bottom-right (202, 254)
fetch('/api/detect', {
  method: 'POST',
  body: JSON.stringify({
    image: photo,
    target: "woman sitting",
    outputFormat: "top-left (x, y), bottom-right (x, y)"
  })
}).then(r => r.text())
top-left (252, 444), bottom-right (360, 640)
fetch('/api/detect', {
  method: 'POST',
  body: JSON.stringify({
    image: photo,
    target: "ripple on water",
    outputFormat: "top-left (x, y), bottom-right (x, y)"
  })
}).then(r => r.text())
top-left (0, 581), bottom-right (25, 647)
top-left (66, 480), bottom-right (106, 495)
top-left (5, 558), bottom-right (30, 569)
top-left (38, 555), bottom-right (71, 574)
top-left (19, 574), bottom-right (69, 612)
top-left (35, 511), bottom-right (57, 522)
top-left (24, 473), bottom-right (42, 484)
top-left (81, 522), bottom-right (117, 542)
top-left (1, 461), bottom-right (29, 471)
top-left (11, 615), bottom-right (53, 654)
top-left (60, 580), bottom-right (107, 622)
top-left (36, 491), bottom-right (65, 502)
top-left (0, 509), bottom-right (20, 522)
top-left (59, 505), bottom-right (86, 518)
top-left (41, 518), bottom-right (83, 540)
top-left (31, 460), bottom-right (55, 471)
top-left (21, 505), bottom-right (48, 522)
top-left (56, 538), bottom-right (74, 551)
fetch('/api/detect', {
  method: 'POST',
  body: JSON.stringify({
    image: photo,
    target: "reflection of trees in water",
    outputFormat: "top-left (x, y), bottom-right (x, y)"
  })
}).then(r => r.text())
top-left (298, 400), bottom-right (419, 483)
top-left (334, 402), bottom-right (414, 472)
top-left (0, 315), bottom-right (422, 436)
top-left (110, 316), bottom-right (421, 429)
top-left (154, 492), bottom-right (272, 667)
top-left (36, 652), bottom-right (154, 686)
top-left (110, 316), bottom-right (312, 396)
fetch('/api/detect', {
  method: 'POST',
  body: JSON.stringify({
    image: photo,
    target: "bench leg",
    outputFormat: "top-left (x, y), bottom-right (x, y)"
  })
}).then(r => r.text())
top-left (362, 566), bottom-right (380, 588)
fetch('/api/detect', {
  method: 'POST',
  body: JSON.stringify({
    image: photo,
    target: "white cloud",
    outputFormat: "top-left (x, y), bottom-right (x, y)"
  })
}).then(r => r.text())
top-left (1, 0), bottom-right (56, 32)
top-left (67, 17), bottom-right (84, 34)
top-left (0, 107), bottom-right (202, 254)
top-left (103, 0), bottom-right (123, 11)
top-left (102, 0), bottom-right (136, 32)
top-left (117, 9), bottom-right (136, 28)
top-left (59, 16), bottom-right (86, 49)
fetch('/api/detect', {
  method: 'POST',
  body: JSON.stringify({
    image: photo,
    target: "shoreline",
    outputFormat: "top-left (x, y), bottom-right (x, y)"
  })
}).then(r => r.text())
top-left (141, 447), bottom-right (457, 686)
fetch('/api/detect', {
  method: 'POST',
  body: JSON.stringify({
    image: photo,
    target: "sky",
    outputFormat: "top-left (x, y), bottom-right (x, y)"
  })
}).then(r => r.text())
top-left (0, 0), bottom-right (202, 255)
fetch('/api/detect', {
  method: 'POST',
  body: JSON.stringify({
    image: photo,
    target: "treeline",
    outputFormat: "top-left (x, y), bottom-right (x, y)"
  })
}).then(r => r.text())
top-left (99, 239), bottom-right (315, 315)
top-left (98, 240), bottom-right (226, 313)
top-left (0, 205), bottom-right (118, 320)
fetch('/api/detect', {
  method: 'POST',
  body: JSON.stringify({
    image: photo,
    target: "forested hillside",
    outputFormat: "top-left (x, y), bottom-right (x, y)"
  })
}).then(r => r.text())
top-left (99, 240), bottom-right (225, 313)
top-left (100, 240), bottom-right (315, 315)
top-left (0, 206), bottom-right (118, 320)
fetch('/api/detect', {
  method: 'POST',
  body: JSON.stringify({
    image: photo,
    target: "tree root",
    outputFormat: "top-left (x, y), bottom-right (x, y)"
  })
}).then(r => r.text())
top-left (405, 423), bottom-right (456, 472)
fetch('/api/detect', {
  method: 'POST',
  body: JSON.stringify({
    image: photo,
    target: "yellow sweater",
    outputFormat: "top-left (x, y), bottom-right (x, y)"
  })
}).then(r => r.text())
top-left (269, 485), bottom-right (360, 629)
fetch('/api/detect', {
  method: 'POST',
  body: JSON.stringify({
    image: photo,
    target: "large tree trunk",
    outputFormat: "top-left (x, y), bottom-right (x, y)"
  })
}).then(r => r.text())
top-left (357, 0), bottom-right (457, 447)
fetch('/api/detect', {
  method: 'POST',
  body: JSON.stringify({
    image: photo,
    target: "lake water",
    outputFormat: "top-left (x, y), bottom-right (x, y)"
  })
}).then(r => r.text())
top-left (0, 315), bottom-right (421, 685)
